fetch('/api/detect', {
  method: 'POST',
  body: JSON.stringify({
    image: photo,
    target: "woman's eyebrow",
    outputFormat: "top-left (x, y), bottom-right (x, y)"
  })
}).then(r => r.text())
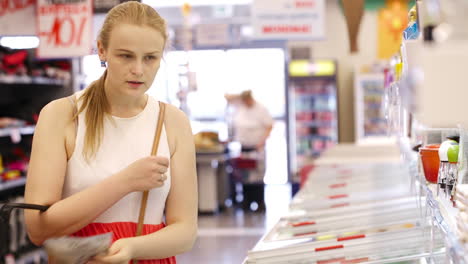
top-left (146, 50), bottom-right (161, 55)
top-left (115, 49), bottom-right (160, 55)
top-left (115, 48), bottom-right (133, 53)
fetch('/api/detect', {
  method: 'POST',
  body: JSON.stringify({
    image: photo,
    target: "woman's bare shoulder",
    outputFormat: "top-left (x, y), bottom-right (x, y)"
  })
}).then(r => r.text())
top-left (164, 103), bottom-right (189, 124)
top-left (39, 97), bottom-right (75, 125)
top-left (162, 103), bottom-right (193, 155)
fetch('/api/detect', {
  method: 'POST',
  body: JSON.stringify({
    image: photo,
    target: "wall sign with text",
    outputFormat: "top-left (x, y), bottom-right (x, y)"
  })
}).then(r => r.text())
top-left (251, 0), bottom-right (325, 40)
top-left (37, 0), bottom-right (93, 58)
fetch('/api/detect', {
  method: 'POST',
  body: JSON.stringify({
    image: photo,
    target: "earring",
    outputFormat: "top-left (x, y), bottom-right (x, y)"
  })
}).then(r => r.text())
top-left (100, 60), bottom-right (107, 68)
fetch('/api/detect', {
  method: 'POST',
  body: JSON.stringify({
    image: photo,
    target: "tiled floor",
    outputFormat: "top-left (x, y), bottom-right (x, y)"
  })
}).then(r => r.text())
top-left (177, 184), bottom-right (292, 264)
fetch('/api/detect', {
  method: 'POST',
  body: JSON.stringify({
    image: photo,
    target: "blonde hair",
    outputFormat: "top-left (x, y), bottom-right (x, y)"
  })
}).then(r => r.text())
top-left (75, 1), bottom-right (168, 160)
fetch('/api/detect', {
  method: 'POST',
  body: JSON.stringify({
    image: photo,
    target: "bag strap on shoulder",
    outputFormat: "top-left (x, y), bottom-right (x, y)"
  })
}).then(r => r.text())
top-left (135, 101), bottom-right (166, 236)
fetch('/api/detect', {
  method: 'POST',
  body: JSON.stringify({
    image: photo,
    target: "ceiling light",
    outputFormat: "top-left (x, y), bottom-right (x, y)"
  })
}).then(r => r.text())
top-left (0, 36), bottom-right (39, 49)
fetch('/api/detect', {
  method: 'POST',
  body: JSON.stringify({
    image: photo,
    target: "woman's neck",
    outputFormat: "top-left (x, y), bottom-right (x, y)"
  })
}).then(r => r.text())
top-left (104, 85), bottom-right (147, 118)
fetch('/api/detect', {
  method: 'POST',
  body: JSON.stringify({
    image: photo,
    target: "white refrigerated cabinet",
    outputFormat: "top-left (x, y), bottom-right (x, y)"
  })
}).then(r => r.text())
top-left (244, 143), bottom-right (449, 264)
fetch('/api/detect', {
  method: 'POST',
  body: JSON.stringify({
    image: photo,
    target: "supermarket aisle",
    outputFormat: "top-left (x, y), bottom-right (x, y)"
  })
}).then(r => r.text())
top-left (177, 184), bottom-right (292, 264)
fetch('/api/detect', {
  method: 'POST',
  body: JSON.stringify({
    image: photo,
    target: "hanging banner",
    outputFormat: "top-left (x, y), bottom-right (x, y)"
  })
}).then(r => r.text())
top-left (377, 1), bottom-right (408, 59)
top-left (0, 0), bottom-right (36, 35)
top-left (37, 0), bottom-right (93, 58)
top-left (251, 0), bottom-right (325, 40)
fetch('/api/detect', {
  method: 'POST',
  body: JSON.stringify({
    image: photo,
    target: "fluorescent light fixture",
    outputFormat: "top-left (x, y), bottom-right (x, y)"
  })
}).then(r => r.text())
top-left (0, 36), bottom-right (39, 49)
top-left (142, 0), bottom-right (252, 7)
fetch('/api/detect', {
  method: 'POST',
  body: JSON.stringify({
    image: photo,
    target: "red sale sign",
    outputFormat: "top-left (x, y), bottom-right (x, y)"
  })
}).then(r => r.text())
top-left (37, 0), bottom-right (92, 58)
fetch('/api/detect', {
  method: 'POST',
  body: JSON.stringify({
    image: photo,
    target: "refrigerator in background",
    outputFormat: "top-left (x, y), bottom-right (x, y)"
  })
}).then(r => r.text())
top-left (287, 59), bottom-right (339, 178)
top-left (353, 71), bottom-right (388, 144)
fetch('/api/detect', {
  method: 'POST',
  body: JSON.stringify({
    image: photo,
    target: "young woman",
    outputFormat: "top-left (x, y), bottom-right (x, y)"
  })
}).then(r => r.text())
top-left (24, 2), bottom-right (197, 263)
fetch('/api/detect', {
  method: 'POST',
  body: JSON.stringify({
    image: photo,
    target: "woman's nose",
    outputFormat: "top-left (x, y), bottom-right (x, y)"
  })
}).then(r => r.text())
top-left (131, 60), bottom-right (144, 76)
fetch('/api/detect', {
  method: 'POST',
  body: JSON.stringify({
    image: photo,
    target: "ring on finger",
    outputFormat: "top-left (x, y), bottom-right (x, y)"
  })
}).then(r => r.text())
top-left (160, 173), bottom-right (165, 180)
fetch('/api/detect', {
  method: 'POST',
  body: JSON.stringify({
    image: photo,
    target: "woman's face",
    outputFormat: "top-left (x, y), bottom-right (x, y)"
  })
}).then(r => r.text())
top-left (99, 23), bottom-right (165, 98)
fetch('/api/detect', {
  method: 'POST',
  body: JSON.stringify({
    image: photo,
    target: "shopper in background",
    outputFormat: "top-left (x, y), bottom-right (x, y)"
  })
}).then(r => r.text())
top-left (23, 2), bottom-right (197, 263)
top-left (225, 90), bottom-right (273, 210)
top-left (225, 90), bottom-right (274, 153)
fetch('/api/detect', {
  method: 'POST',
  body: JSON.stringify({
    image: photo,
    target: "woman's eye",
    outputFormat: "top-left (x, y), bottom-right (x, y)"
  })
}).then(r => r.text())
top-left (120, 54), bottom-right (131, 59)
top-left (145, 55), bottom-right (157, 61)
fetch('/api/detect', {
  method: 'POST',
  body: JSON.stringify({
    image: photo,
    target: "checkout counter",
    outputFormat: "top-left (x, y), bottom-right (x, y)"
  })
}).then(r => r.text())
top-left (195, 132), bottom-right (230, 214)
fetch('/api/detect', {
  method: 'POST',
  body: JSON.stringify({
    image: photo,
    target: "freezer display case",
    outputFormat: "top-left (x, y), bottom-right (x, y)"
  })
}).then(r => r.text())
top-left (244, 144), bottom-right (447, 264)
top-left (287, 60), bottom-right (339, 176)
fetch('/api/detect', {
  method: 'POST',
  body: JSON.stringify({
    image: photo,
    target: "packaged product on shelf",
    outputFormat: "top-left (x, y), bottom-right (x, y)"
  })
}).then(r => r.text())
top-left (0, 49), bottom-right (28, 76)
top-left (403, 5), bottom-right (419, 40)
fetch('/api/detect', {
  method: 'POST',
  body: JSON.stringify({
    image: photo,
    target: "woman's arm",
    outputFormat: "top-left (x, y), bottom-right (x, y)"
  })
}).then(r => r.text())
top-left (100, 104), bottom-right (198, 261)
top-left (24, 99), bottom-right (131, 245)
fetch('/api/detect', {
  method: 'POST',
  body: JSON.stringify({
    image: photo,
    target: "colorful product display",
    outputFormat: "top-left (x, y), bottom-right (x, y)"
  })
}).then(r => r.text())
top-left (0, 44), bottom-right (70, 261)
top-left (288, 60), bottom-right (338, 175)
top-left (362, 78), bottom-right (387, 137)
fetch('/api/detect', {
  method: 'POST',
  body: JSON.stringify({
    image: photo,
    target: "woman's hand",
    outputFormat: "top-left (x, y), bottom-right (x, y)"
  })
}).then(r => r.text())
top-left (88, 238), bottom-right (134, 264)
top-left (116, 156), bottom-right (169, 193)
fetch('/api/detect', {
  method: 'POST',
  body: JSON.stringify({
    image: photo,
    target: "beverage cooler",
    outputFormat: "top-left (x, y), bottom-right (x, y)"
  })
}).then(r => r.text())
top-left (353, 71), bottom-right (388, 143)
top-left (287, 59), bottom-right (339, 177)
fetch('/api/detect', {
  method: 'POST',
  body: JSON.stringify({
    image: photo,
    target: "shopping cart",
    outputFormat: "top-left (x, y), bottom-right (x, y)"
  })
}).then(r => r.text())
top-left (0, 203), bottom-right (49, 263)
top-left (227, 154), bottom-right (265, 211)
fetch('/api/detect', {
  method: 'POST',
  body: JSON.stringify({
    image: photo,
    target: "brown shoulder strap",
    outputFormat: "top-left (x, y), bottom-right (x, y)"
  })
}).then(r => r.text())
top-left (135, 102), bottom-right (166, 238)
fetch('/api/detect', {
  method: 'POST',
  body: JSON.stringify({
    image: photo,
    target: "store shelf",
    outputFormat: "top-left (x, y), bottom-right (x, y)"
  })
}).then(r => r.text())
top-left (295, 94), bottom-right (336, 99)
top-left (0, 75), bottom-right (68, 86)
top-left (0, 125), bottom-right (35, 138)
top-left (422, 183), bottom-right (467, 263)
top-left (297, 150), bottom-right (322, 157)
top-left (296, 121), bottom-right (336, 127)
top-left (296, 135), bottom-right (335, 141)
top-left (0, 178), bottom-right (27, 192)
top-left (296, 109), bottom-right (336, 114)
top-left (289, 75), bottom-right (336, 81)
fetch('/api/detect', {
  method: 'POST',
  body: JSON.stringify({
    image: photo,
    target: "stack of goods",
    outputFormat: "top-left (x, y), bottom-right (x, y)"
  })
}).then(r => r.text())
top-left (0, 46), bottom-right (71, 81)
top-left (0, 147), bottom-right (29, 183)
top-left (194, 131), bottom-right (224, 153)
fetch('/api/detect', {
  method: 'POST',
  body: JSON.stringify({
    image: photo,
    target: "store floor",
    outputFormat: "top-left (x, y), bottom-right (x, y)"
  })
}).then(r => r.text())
top-left (177, 184), bottom-right (292, 264)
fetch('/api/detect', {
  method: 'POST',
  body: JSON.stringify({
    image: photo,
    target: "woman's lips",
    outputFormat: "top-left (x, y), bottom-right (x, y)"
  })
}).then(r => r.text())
top-left (127, 81), bottom-right (144, 88)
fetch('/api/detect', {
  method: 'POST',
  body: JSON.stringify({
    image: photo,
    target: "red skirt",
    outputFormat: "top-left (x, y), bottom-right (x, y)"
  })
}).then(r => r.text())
top-left (72, 222), bottom-right (176, 264)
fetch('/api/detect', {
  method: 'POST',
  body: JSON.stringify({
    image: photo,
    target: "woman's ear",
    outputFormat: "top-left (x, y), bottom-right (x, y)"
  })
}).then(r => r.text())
top-left (97, 40), bottom-right (107, 61)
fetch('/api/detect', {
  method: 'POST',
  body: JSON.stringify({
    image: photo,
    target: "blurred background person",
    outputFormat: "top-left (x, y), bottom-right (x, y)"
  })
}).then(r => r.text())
top-left (224, 90), bottom-right (273, 211)
top-left (225, 90), bottom-right (273, 154)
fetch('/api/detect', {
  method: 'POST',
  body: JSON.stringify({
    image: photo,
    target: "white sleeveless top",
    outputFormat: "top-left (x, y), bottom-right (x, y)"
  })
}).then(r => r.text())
top-left (62, 91), bottom-right (171, 225)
